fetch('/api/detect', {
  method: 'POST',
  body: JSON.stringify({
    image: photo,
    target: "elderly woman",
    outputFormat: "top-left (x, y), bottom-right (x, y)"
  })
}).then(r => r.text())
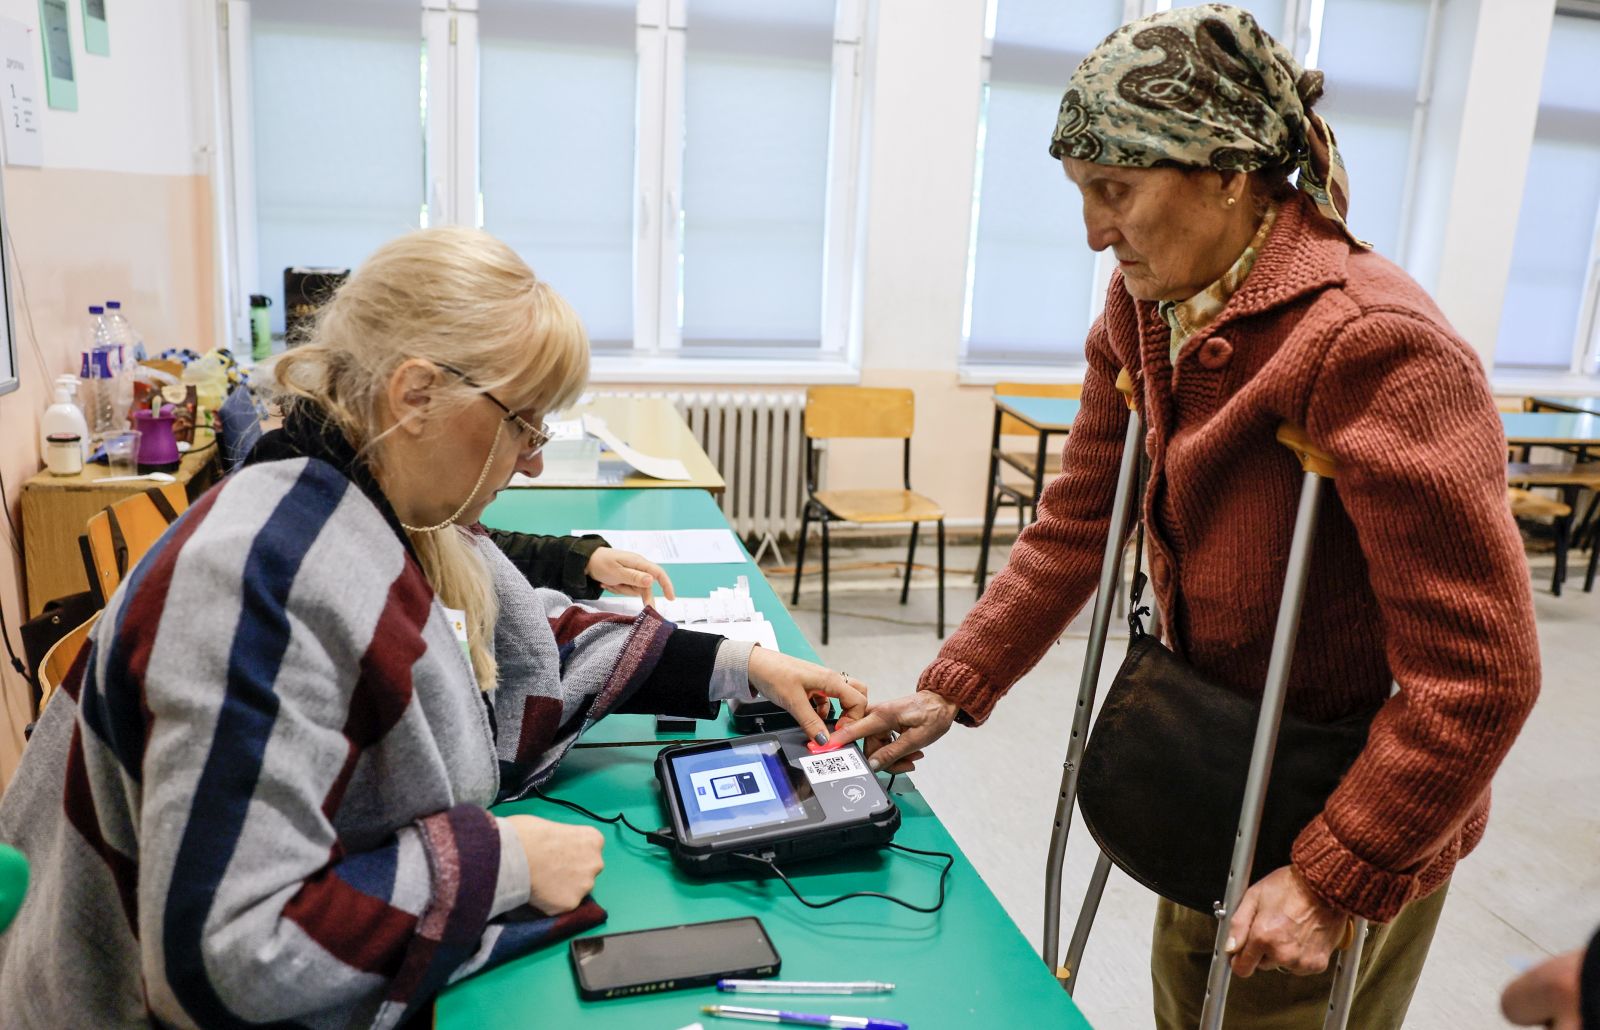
top-left (0, 227), bottom-right (864, 1028)
top-left (834, 6), bottom-right (1539, 1027)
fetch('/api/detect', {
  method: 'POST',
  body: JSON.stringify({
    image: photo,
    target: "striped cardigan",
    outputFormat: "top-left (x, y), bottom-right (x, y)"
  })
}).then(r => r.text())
top-left (0, 453), bottom-right (716, 1028)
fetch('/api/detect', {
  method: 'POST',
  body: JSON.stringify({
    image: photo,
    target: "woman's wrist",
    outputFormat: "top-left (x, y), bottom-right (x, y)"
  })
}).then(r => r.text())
top-left (708, 639), bottom-right (758, 703)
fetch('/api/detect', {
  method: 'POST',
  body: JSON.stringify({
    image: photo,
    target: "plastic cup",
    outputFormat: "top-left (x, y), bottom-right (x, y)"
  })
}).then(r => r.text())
top-left (104, 431), bottom-right (141, 477)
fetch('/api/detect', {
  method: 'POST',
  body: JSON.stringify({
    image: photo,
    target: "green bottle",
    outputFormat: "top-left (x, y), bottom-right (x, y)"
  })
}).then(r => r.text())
top-left (250, 294), bottom-right (273, 361)
top-left (0, 843), bottom-right (27, 933)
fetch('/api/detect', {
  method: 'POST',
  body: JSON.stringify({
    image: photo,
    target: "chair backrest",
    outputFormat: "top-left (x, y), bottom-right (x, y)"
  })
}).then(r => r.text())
top-left (804, 386), bottom-right (915, 440)
top-left (36, 612), bottom-right (98, 716)
top-left (81, 481), bottom-right (188, 604)
top-left (995, 381), bottom-right (1082, 437)
top-left (1493, 395), bottom-right (1531, 413)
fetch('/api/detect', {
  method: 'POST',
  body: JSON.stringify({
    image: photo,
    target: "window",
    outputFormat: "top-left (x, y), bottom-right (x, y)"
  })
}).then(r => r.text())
top-left (1496, 12), bottom-right (1600, 373)
top-left (249, 1), bottom-right (425, 336)
top-left (961, 0), bottom-right (1292, 371)
top-left (962, 0), bottom-right (1125, 369)
top-left (1311, 0), bottom-right (1434, 262)
top-left (678, 0), bottom-right (836, 354)
top-left (234, 0), bottom-right (865, 370)
top-left (479, 0), bottom-right (638, 350)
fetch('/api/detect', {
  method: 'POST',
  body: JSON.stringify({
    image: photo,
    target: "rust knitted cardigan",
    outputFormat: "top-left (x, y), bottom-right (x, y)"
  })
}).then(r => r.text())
top-left (921, 194), bottom-right (1540, 923)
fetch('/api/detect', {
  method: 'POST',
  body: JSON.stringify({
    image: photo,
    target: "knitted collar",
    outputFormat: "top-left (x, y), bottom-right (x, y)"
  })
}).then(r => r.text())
top-left (244, 407), bottom-right (420, 564)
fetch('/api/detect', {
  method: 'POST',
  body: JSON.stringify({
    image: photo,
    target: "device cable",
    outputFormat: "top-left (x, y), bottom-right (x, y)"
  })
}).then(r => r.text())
top-left (728, 845), bottom-right (953, 914)
top-left (526, 784), bottom-right (955, 914)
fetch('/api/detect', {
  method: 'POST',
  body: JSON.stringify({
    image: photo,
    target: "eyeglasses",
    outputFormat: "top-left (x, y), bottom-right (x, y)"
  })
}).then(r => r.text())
top-left (436, 363), bottom-right (552, 456)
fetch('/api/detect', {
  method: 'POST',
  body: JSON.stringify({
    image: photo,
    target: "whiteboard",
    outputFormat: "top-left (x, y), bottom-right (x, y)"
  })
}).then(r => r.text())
top-left (0, 165), bottom-right (15, 398)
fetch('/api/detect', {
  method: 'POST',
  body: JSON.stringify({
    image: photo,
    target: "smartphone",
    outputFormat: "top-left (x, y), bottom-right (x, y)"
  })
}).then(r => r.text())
top-left (569, 916), bottom-right (780, 1001)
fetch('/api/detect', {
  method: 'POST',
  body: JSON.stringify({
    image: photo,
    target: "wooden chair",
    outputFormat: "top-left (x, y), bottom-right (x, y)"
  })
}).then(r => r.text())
top-left (1507, 469), bottom-right (1600, 594)
top-left (35, 612), bottom-right (98, 720)
top-left (79, 481), bottom-right (188, 606)
top-left (791, 387), bottom-right (945, 645)
top-left (978, 382), bottom-right (1082, 595)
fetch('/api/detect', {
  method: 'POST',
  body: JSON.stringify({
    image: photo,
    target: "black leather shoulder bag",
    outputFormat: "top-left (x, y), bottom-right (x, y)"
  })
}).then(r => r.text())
top-left (1076, 478), bottom-right (1378, 914)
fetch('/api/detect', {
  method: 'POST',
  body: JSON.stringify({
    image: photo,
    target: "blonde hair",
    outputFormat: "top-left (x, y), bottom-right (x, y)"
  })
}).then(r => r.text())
top-left (274, 226), bottom-right (590, 689)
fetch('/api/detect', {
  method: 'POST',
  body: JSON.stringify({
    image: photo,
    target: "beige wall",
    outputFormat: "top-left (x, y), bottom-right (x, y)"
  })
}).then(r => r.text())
top-left (0, 0), bottom-right (217, 787)
top-left (0, 168), bottom-right (216, 787)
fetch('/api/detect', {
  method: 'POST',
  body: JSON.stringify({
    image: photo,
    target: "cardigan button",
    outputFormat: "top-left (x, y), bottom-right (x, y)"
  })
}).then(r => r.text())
top-left (1198, 336), bottom-right (1233, 370)
top-left (1149, 552), bottom-right (1171, 588)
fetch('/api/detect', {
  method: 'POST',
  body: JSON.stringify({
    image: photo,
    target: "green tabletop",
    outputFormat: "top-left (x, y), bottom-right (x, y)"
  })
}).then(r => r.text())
top-left (448, 488), bottom-right (1093, 1028)
top-left (481, 489), bottom-right (810, 746)
top-left (995, 395), bottom-right (1081, 432)
top-left (1500, 411), bottom-right (1600, 445)
top-left (1530, 396), bottom-right (1600, 417)
top-left (437, 748), bottom-right (1091, 1029)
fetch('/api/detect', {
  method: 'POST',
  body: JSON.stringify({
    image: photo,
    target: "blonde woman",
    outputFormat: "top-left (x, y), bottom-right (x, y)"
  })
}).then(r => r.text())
top-left (0, 228), bottom-right (865, 1028)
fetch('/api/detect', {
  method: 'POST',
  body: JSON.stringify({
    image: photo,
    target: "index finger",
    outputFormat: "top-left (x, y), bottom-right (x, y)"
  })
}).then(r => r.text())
top-left (826, 710), bottom-right (896, 749)
top-left (627, 556), bottom-right (673, 601)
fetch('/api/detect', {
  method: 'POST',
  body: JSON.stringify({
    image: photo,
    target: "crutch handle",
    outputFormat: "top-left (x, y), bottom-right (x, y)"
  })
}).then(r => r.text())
top-left (1116, 367), bottom-right (1137, 410)
top-left (1336, 917), bottom-right (1356, 951)
top-left (1276, 423), bottom-right (1338, 479)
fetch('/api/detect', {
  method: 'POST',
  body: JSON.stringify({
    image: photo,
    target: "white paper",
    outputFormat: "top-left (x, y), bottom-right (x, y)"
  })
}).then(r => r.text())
top-left (0, 18), bottom-right (43, 167)
top-left (582, 413), bottom-right (691, 481)
top-left (576, 577), bottom-right (781, 651)
top-left (569, 528), bottom-right (745, 564)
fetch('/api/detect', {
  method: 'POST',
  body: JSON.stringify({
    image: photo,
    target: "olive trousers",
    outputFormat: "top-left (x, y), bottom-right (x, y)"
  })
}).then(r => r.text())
top-left (1151, 881), bottom-right (1449, 1030)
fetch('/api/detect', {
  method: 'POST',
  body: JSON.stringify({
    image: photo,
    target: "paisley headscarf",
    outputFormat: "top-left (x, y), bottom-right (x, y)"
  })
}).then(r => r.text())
top-left (1049, 4), bottom-right (1368, 249)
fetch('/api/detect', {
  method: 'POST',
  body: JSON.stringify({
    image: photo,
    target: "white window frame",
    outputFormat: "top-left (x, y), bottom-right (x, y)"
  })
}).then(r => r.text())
top-left (958, 0), bottom-right (1441, 385)
top-left (423, 0), bottom-right (479, 230)
top-left (214, 0), bottom-right (866, 385)
top-left (1490, 4), bottom-right (1600, 392)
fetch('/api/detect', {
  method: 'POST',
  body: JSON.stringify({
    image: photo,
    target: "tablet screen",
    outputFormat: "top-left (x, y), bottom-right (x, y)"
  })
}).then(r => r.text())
top-left (668, 737), bottom-right (818, 840)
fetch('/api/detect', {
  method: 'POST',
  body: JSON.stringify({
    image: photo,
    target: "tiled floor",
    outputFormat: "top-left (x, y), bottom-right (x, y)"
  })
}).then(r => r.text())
top-left (770, 538), bottom-right (1600, 1029)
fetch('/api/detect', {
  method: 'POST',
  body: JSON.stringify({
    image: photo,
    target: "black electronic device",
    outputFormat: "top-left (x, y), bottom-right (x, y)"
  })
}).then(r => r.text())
top-left (726, 694), bottom-right (797, 734)
top-left (653, 727), bottom-right (899, 875)
top-left (568, 916), bottom-right (780, 1000)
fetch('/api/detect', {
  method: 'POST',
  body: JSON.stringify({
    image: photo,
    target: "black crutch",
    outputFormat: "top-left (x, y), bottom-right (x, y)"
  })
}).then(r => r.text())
top-left (1041, 371), bottom-right (1367, 1029)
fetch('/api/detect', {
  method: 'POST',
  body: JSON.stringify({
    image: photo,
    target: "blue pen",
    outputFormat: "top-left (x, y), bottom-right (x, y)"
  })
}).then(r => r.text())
top-left (702, 1004), bottom-right (909, 1030)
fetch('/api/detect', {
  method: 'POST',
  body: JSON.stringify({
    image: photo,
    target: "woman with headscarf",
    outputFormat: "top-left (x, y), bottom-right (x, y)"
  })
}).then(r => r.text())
top-left (0, 227), bottom-right (867, 1028)
top-left (832, 6), bottom-right (1539, 1026)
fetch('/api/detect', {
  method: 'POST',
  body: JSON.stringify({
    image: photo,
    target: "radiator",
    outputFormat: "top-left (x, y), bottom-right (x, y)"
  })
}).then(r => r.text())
top-left (593, 390), bottom-right (808, 560)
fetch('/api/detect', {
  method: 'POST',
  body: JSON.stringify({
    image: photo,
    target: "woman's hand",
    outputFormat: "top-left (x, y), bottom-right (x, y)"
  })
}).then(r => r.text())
top-left (746, 648), bottom-right (868, 745)
top-left (1502, 948), bottom-right (1585, 1029)
top-left (826, 691), bottom-right (960, 773)
top-left (504, 814), bottom-right (605, 915)
top-left (585, 547), bottom-right (676, 605)
top-left (1225, 866), bottom-right (1350, 977)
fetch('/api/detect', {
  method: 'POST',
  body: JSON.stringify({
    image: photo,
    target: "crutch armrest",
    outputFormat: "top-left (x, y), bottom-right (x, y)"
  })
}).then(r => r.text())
top-left (1276, 423), bottom-right (1338, 479)
top-left (1115, 368), bottom-right (1137, 410)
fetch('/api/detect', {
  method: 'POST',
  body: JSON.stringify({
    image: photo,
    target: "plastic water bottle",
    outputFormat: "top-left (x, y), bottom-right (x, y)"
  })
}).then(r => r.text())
top-left (83, 306), bottom-right (117, 443)
top-left (103, 300), bottom-right (146, 361)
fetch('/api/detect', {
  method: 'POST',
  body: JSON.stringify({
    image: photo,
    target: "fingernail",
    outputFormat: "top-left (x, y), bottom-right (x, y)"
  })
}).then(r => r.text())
top-left (1225, 937), bottom-right (1237, 953)
top-left (868, 757), bottom-right (881, 772)
top-left (814, 732), bottom-right (829, 745)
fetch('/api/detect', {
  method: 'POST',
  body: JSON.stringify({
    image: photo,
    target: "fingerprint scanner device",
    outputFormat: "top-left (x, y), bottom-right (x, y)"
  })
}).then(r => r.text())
top-left (654, 728), bottom-right (899, 875)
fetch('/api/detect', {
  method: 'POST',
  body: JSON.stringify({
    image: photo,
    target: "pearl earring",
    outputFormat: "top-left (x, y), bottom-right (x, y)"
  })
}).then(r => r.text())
top-left (1226, 196), bottom-right (1237, 208)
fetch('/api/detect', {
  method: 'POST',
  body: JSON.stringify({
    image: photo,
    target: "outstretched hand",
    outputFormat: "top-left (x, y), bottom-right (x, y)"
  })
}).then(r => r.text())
top-left (826, 691), bottom-right (960, 773)
top-left (585, 547), bottom-right (676, 605)
top-left (746, 649), bottom-right (869, 746)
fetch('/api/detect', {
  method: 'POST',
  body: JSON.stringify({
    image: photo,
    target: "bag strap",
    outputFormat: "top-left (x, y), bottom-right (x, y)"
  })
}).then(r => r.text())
top-left (1127, 451), bottom-right (1152, 639)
